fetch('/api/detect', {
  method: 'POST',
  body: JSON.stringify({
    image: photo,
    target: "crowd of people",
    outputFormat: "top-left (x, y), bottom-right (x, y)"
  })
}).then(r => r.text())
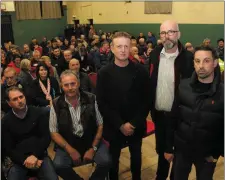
top-left (1, 20), bottom-right (224, 180)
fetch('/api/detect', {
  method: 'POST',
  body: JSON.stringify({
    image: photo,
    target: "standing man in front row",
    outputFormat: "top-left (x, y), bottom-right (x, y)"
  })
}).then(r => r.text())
top-left (96, 32), bottom-right (150, 180)
top-left (166, 46), bottom-right (224, 180)
top-left (149, 20), bottom-right (194, 180)
top-left (49, 70), bottom-right (111, 180)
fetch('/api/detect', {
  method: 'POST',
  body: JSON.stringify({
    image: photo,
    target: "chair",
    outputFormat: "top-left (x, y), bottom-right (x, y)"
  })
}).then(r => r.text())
top-left (88, 72), bottom-right (97, 88)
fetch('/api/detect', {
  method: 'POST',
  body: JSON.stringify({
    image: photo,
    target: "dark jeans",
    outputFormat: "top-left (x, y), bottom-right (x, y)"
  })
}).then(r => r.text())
top-left (53, 141), bottom-right (111, 180)
top-left (174, 151), bottom-right (217, 180)
top-left (109, 133), bottom-right (143, 180)
top-left (7, 156), bottom-right (58, 180)
top-left (154, 110), bottom-right (174, 180)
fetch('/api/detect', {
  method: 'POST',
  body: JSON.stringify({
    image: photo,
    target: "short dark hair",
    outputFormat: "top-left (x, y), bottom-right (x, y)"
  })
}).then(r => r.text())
top-left (217, 38), bottom-right (224, 43)
top-left (35, 62), bottom-right (50, 79)
top-left (5, 86), bottom-right (24, 101)
top-left (194, 46), bottom-right (218, 60)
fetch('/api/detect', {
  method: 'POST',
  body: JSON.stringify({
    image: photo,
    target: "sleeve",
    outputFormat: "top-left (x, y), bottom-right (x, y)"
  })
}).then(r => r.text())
top-left (95, 100), bottom-right (103, 126)
top-left (31, 80), bottom-right (49, 106)
top-left (2, 119), bottom-right (27, 165)
top-left (165, 94), bottom-right (180, 153)
top-left (96, 71), bottom-right (124, 131)
top-left (33, 110), bottom-right (51, 158)
top-left (93, 51), bottom-right (102, 70)
top-left (49, 106), bottom-right (58, 133)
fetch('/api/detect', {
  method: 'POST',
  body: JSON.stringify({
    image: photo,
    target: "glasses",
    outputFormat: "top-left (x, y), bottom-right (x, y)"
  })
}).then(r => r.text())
top-left (159, 30), bottom-right (179, 37)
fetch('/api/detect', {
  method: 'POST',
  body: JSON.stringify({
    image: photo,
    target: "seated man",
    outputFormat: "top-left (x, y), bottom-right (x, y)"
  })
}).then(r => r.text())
top-left (1, 67), bottom-right (25, 113)
top-left (50, 70), bottom-right (111, 180)
top-left (2, 86), bottom-right (58, 180)
top-left (69, 58), bottom-right (95, 93)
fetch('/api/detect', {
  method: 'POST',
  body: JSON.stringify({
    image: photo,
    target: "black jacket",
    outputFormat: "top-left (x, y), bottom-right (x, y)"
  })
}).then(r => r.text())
top-left (52, 91), bottom-right (97, 151)
top-left (166, 67), bottom-right (224, 158)
top-left (18, 70), bottom-right (34, 105)
top-left (96, 60), bottom-right (150, 141)
top-left (79, 72), bottom-right (95, 94)
top-left (149, 41), bottom-right (194, 117)
top-left (2, 106), bottom-right (51, 165)
top-left (32, 77), bottom-right (60, 107)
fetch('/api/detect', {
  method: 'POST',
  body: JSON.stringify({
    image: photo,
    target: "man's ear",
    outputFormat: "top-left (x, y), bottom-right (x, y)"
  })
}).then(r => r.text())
top-left (6, 100), bottom-right (12, 108)
top-left (178, 31), bottom-right (181, 40)
top-left (214, 59), bottom-right (218, 68)
top-left (110, 44), bottom-right (114, 54)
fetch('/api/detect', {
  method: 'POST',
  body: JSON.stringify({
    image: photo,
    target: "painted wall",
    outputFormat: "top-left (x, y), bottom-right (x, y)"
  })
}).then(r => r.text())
top-left (66, 2), bottom-right (224, 24)
top-left (1, 2), bottom-right (15, 11)
top-left (65, 2), bottom-right (224, 46)
top-left (2, 9), bottom-right (67, 47)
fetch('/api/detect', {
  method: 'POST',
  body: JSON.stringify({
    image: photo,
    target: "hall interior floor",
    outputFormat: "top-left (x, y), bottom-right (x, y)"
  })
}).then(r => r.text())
top-left (48, 133), bottom-right (224, 180)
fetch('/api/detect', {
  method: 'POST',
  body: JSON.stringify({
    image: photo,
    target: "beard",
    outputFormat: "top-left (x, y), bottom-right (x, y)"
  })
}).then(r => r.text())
top-left (196, 69), bottom-right (213, 79)
top-left (163, 39), bottom-right (178, 50)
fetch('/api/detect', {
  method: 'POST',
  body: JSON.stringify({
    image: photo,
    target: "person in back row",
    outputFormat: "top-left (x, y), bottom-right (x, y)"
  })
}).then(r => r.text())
top-left (32, 62), bottom-right (60, 107)
top-left (69, 58), bottom-right (94, 93)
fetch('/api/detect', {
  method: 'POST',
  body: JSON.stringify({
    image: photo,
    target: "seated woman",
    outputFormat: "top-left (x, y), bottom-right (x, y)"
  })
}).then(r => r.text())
top-left (41, 56), bottom-right (60, 84)
top-left (32, 62), bottom-right (60, 107)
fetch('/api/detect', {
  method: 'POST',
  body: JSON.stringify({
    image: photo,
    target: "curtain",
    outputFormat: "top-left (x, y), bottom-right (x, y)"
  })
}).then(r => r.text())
top-left (144, 2), bottom-right (172, 14)
top-left (41, 1), bottom-right (62, 19)
top-left (15, 2), bottom-right (41, 20)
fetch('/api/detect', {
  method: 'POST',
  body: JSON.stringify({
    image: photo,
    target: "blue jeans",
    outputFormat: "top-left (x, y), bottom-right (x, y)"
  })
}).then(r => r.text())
top-left (53, 141), bottom-right (111, 180)
top-left (7, 156), bottom-right (58, 180)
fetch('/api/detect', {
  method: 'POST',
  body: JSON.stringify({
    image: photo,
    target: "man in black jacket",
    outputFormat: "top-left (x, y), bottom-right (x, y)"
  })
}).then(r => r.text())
top-left (149, 20), bottom-right (194, 180)
top-left (2, 86), bottom-right (58, 180)
top-left (166, 46), bottom-right (224, 180)
top-left (69, 58), bottom-right (95, 93)
top-left (96, 32), bottom-right (150, 180)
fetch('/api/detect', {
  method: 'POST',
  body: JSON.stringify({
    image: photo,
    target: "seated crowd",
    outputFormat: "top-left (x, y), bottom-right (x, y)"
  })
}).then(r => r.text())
top-left (1, 22), bottom-right (224, 180)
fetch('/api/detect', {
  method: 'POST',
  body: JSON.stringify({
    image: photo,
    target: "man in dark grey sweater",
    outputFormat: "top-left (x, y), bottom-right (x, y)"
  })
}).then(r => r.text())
top-left (2, 86), bottom-right (58, 180)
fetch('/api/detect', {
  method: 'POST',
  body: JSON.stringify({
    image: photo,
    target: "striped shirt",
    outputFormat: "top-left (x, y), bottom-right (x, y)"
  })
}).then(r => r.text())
top-left (155, 47), bottom-right (178, 112)
top-left (49, 96), bottom-right (103, 137)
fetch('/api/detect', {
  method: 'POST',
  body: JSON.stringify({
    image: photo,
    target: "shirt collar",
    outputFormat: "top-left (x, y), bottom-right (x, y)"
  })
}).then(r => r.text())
top-left (160, 47), bottom-right (179, 58)
top-left (12, 105), bottom-right (28, 119)
top-left (65, 95), bottom-right (80, 107)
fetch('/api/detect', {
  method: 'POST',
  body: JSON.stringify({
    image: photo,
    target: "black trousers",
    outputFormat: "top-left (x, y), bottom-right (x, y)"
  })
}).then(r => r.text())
top-left (174, 151), bottom-right (217, 180)
top-left (153, 110), bottom-right (174, 180)
top-left (109, 133), bottom-right (143, 180)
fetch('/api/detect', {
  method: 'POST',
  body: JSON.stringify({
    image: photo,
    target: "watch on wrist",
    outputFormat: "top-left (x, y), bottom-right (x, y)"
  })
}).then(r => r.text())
top-left (92, 145), bottom-right (98, 152)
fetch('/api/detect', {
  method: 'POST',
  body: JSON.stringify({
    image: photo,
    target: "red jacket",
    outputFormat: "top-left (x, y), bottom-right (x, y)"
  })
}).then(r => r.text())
top-left (7, 62), bottom-right (20, 74)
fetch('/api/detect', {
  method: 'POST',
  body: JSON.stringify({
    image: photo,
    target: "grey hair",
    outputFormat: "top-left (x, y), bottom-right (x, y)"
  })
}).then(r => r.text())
top-left (60, 70), bottom-right (79, 82)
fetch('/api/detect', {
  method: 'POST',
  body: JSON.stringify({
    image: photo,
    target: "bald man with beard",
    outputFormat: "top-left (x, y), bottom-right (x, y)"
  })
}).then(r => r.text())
top-left (149, 20), bottom-right (194, 180)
